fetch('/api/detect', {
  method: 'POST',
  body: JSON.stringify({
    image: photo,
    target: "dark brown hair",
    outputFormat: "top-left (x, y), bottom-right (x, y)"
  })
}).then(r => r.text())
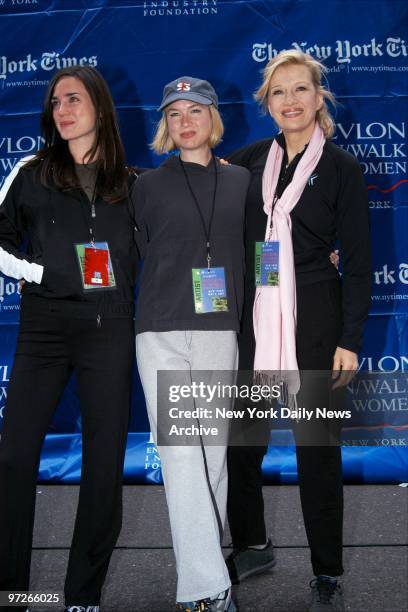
top-left (28, 66), bottom-right (129, 203)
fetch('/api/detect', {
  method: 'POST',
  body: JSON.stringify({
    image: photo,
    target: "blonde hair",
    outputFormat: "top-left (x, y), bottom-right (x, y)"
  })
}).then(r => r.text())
top-left (254, 49), bottom-right (336, 138)
top-left (150, 104), bottom-right (224, 154)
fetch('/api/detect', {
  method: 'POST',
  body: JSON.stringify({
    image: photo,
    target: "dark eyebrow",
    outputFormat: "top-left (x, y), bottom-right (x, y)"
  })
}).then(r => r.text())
top-left (51, 92), bottom-right (81, 100)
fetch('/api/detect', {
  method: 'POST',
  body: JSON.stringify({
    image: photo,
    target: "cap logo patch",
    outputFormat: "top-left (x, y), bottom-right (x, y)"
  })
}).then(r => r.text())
top-left (177, 81), bottom-right (191, 92)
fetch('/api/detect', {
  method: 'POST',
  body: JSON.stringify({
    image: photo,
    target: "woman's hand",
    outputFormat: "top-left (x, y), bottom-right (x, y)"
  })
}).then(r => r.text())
top-left (329, 249), bottom-right (339, 270)
top-left (332, 346), bottom-right (358, 389)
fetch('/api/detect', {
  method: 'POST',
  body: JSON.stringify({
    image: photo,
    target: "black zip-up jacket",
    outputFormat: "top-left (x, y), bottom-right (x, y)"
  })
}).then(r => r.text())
top-left (0, 158), bottom-right (139, 317)
top-left (133, 154), bottom-right (250, 333)
top-left (228, 135), bottom-right (371, 354)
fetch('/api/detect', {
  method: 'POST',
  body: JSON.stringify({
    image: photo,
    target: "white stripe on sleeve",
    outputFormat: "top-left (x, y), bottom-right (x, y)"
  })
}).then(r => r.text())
top-left (0, 155), bottom-right (35, 206)
top-left (0, 247), bottom-right (43, 283)
top-left (0, 155), bottom-right (43, 283)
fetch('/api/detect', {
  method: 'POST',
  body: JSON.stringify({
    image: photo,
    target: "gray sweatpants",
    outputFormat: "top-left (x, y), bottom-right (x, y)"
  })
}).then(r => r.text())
top-left (136, 330), bottom-right (238, 602)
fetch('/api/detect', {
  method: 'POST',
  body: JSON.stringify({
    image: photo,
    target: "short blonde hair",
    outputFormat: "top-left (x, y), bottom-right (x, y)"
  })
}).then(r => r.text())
top-left (254, 49), bottom-right (336, 138)
top-left (150, 104), bottom-right (224, 154)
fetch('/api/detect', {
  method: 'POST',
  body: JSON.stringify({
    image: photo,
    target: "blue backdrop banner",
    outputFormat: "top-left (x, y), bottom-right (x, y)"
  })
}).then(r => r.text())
top-left (0, 0), bottom-right (407, 482)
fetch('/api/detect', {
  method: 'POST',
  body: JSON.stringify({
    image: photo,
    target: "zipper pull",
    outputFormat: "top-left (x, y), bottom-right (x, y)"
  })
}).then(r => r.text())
top-left (96, 314), bottom-right (101, 328)
top-left (91, 203), bottom-right (96, 218)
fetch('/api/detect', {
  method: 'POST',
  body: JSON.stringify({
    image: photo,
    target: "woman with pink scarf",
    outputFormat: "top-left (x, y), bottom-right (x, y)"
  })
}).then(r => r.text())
top-left (226, 50), bottom-right (371, 612)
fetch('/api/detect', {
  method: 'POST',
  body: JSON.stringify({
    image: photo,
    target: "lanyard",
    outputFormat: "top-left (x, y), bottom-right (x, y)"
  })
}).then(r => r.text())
top-left (268, 193), bottom-right (279, 239)
top-left (79, 172), bottom-right (98, 246)
top-left (267, 155), bottom-right (292, 238)
top-left (268, 144), bottom-right (307, 237)
top-left (89, 185), bottom-right (97, 246)
top-left (179, 152), bottom-right (218, 269)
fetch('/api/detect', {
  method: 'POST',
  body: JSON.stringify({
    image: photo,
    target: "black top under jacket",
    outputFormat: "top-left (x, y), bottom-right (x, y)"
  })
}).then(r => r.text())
top-left (0, 160), bottom-right (140, 317)
top-left (227, 134), bottom-right (371, 354)
top-left (133, 154), bottom-right (250, 333)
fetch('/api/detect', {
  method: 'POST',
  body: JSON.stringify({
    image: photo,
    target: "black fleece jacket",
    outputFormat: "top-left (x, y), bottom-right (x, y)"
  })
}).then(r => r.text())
top-left (0, 160), bottom-right (139, 317)
top-left (228, 135), bottom-right (371, 353)
top-left (133, 154), bottom-right (250, 333)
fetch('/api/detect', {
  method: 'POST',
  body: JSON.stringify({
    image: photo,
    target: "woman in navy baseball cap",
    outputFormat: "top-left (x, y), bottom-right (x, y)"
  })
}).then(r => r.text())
top-left (133, 76), bottom-right (250, 611)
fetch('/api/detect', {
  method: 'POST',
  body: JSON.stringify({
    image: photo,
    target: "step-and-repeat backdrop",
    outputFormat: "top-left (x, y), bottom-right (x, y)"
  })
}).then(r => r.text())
top-left (0, 0), bottom-right (407, 482)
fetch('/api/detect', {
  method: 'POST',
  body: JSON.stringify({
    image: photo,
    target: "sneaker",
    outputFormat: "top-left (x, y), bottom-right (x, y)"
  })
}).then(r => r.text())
top-left (175, 601), bottom-right (211, 611)
top-left (65, 607), bottom-right (100, 612)
top-left (225, 538), bottom-right (276, 584)
top-left (309, 576), bottom-right (345, 611)
top-left (176, 588), bottom-right (236, 611)
top-left (209, 588), bottom-right (236, 611)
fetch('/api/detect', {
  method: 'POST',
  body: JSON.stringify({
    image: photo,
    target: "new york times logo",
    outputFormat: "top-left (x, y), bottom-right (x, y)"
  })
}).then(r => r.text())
top-left (252, 37), bottom-right (408, 64)
top-left (0, 276), bottom-right (21, 304)
top-left (0, 52), bottom-right (98, 82)
top-left (373, 263), bottom-right (408, 286)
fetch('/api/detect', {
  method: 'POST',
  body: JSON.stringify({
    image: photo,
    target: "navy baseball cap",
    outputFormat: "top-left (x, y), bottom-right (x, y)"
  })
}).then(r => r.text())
top-left (158, 76), bottom-right (218, 111)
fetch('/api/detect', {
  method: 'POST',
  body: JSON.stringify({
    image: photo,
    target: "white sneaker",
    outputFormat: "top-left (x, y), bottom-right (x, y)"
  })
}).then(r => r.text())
top-left (65, 607), bottom-right (100, 612)
top-left (176, 589), bottom-right (235, 612)
top-left (209, 588), bottom-right (236, 611)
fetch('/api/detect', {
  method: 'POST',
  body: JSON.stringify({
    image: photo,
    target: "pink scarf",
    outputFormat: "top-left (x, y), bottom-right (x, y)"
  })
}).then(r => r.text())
top-left (253, 123), bottom-right (325, 395)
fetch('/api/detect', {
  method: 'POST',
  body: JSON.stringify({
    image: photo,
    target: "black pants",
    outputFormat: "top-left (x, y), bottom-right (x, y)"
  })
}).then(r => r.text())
top-left (227, 279), bottom-right (344, 576)
top-left (0, 299), bottom-right (134, 608)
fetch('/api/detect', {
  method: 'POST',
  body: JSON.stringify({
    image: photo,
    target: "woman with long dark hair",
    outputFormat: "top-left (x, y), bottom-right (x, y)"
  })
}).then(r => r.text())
top-left (226, 50), bottom-right (371, 611)
top-left (0, 66), bottom-right (138, 612)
